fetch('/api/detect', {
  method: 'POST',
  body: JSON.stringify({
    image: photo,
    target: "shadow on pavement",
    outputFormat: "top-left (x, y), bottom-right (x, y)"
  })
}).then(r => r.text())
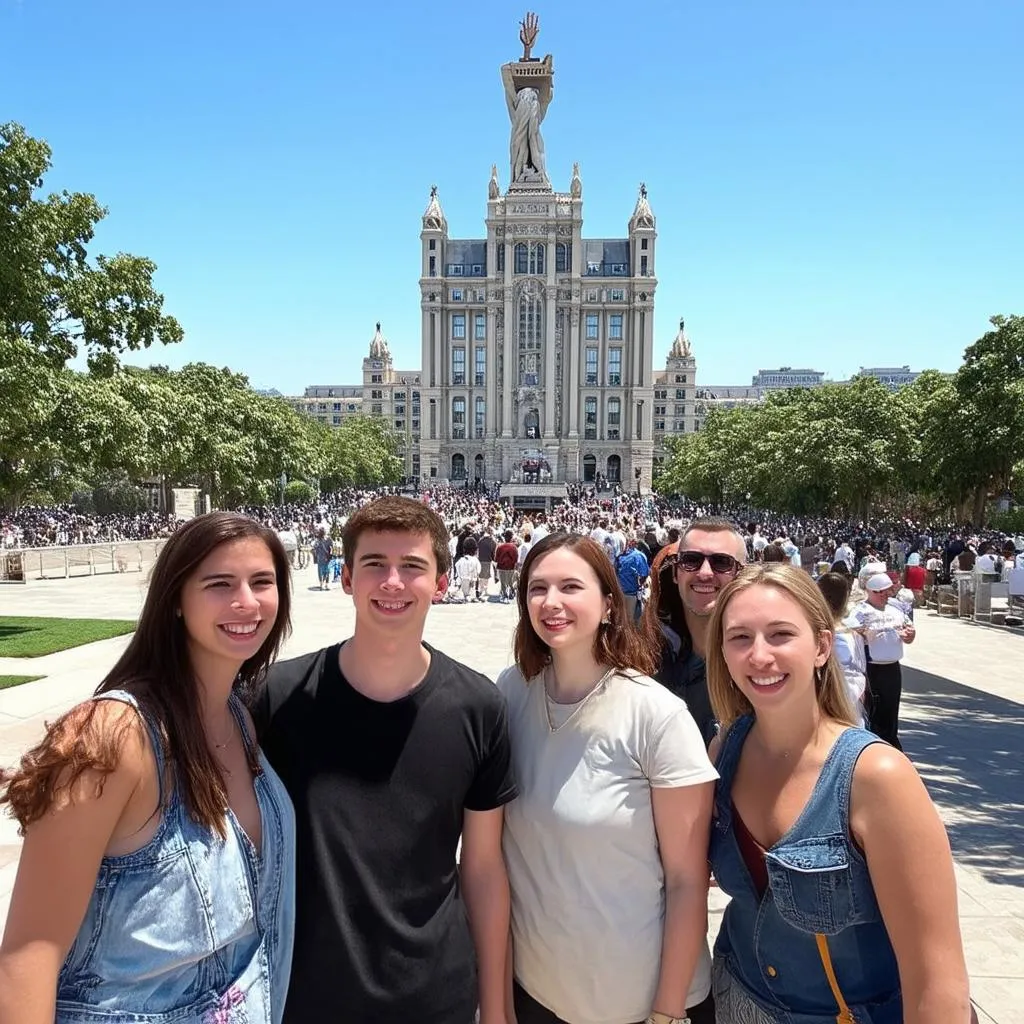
top-left (902, 666), bottom-right (1024, 889)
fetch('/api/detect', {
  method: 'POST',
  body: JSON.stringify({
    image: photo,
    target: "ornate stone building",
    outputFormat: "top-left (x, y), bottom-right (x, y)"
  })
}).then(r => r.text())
top-left (415, 175), bottom-right (659, 491)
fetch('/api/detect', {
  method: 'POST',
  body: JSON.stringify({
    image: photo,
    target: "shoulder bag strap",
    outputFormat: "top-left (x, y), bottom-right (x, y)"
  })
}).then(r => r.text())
top-left (814, 933), bottom-right (856, 1024)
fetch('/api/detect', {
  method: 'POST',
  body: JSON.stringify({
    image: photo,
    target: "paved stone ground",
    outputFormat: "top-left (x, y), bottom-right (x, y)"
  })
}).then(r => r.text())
top-left (1, 569), bottom-right (1021, 1022)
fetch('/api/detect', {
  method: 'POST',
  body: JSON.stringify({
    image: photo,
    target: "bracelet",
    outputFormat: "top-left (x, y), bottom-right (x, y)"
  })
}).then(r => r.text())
top-left (646, 1014), bottom-right (691, 1024)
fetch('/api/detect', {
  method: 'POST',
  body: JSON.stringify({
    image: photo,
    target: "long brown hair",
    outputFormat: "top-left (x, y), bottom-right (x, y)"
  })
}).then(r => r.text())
top-left (513, 533), bottom-right (661, 680)
top-left (705, 563), bottom-right (856, 730)
top-left (0, 513), bottom-right (292, 836)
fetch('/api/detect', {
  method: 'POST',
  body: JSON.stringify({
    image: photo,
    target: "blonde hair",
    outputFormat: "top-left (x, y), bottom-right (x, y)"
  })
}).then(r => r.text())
top-left (706, 563), bottom-right (858, 730)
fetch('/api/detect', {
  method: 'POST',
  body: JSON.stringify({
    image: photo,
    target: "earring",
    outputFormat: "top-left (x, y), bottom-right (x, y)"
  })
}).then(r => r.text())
top-left (175, 609), bottom-right (182, 618)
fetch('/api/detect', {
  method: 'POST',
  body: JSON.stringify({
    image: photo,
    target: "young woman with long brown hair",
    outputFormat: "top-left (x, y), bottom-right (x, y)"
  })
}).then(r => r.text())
top-left (497, 533), bottom-right (718, 1024)
top-left (0, 512), bottom-right (296, 1024)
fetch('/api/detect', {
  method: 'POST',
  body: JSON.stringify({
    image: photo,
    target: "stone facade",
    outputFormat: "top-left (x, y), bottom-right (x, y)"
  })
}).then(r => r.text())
top-left (415, 176), bottom-right (659, 489)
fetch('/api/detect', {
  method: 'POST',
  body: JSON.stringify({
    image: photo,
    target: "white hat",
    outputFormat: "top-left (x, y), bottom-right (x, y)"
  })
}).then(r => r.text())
top-left (866, 573), bottom-right (894, 592)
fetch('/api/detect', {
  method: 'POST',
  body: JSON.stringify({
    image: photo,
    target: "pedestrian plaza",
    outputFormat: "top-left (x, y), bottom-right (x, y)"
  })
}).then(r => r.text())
top-left (0, 569), bottom-right (1021, 1023)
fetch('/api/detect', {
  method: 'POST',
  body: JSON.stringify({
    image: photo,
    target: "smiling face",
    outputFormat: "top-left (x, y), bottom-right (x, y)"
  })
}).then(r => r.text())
top-left (342, 529), bottom-right (446, 634)
top-left (525, 547), bottom-right (610, 662)
top-left (675, 527), bottom-right (748, 619)
top-left (179, 537), bottom-right (280, 676)
top-left (720, 583), bottom-right (831, 710)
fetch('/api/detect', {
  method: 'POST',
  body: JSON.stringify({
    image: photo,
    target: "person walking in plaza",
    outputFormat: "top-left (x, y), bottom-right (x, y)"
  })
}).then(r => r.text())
top-left (616, 534), bottom-right (650, 621)
top-left (851, 572), bottom-right (916, 750)
top-left (311, 525), bottom-right (333, 590)
top-left (645, 516), bottom-right (749, 746)
top-left (252, 496), bottom-right (516, 1024)
top-left (477, 526), bottom-right (497, 601)
top-left (817, 571), bottom-right (868, 726)
top-left (498, 533), bottom-right (718, 1024)
top-left (705, 563), bottom-right (973, 1023)
top-left (495, 528), bottom-right (520, 602)
top-left (0, 513), bottom-right (296, 1024)
top-left (454, 535), bottom-right (483, 602)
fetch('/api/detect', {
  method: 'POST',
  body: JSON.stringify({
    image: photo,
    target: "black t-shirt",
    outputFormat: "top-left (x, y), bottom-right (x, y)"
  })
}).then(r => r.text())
top-left (252, 642), bottom-right (517, 1024)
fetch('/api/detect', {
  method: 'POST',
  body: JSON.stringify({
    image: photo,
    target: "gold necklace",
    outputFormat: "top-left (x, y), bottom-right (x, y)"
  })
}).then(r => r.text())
top-left (544, 665), bottom-right (616, 733)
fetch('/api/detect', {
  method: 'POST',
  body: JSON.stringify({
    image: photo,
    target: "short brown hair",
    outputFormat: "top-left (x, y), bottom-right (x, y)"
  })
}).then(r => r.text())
top-left (681, 516), bottom-right (747, 553)
top-left (513, 533), bottom-right (661, 680)
top-left (343, 496), bottom-right (450, 575)
top-left (706, 563), bottom-right (857, 731)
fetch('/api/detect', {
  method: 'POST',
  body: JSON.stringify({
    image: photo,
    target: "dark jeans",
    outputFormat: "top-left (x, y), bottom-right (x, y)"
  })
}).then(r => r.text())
top-left (513, 980), bottom-right (715, 1024)
top-left (867, 660), bottom-right (903, 751)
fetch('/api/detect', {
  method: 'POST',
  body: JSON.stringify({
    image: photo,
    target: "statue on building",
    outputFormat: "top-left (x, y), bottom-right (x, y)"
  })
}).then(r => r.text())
top-left (501, 12), bottom-right (553, 187)
top-left (488, 164), bottom-right (500, 199)
top-left (570, 162), bottom-right (582, 198)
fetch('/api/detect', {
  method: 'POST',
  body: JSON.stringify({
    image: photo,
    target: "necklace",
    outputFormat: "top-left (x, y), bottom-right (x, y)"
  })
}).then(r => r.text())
top-left (543, 665), bottom-right (616, 733)
top-left (208, 715), bottom-right (235, 750)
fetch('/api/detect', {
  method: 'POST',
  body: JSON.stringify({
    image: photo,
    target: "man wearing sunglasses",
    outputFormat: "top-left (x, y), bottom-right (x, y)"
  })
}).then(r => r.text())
top-left (653, 516), bottom-right (748, 747)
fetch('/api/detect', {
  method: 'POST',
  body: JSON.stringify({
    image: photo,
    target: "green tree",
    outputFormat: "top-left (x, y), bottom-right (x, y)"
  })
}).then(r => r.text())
top-left (319, 416), bottom-right (404, 490)
top-left (1, 122), bottom-right (183, 370)
top-left (284, 480), bottom-right (315, 503)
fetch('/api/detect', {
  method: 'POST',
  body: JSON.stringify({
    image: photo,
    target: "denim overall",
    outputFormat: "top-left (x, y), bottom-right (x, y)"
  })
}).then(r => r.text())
top-left (56, 691), bottom-right (296, 1024)
top-left (710, 716), bottom-right (901, 1023)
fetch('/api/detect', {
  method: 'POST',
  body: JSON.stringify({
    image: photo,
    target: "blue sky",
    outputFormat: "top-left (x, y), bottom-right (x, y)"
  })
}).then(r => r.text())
top-left (3, 0), bottom-right (1021, 391)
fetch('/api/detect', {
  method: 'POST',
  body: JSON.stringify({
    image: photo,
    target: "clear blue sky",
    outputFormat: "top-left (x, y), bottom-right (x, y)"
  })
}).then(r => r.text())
top-left (3, 0), bottom-right (1021, 391)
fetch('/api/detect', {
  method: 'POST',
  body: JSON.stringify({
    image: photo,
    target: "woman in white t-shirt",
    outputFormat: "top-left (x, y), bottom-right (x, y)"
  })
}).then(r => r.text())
top-left (497, 533), bottom-right (718, 1024)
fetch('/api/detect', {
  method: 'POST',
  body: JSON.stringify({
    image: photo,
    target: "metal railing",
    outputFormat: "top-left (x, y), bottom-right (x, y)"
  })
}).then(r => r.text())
top-left (1, 541), bottom-right (168, 583)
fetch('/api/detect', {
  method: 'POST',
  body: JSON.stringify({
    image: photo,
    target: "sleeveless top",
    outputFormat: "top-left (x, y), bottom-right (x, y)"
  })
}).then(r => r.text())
top-left (55, 690), bottom-right (296, 1024)
top-left (710, 715), bottom-right (902, 1024)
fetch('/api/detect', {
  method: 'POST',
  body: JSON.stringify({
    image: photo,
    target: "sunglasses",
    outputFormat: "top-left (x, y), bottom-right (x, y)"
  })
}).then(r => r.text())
top-left (674, 550), bottom-right (744, 576)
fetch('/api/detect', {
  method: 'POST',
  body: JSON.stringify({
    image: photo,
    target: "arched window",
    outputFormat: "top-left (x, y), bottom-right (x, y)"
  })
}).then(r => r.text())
top-left (606, 454), bottom-right (621, 482)
top-left (514, 243), bottom-right (528, 274)
top-left (451, 397), bottom-right (466, 439)
top-left (524, 408), bottom-right (540, 439)
top-left (474, 453), bottom-right (485, 480)
top-left (451, 454), bottom-right (466, 479)
top-left (556, 242), bottom-right (570, 273)
top-left (531, 243), bottom-right (545, 275)
top-left (582, 454), bottom-right (597, 482)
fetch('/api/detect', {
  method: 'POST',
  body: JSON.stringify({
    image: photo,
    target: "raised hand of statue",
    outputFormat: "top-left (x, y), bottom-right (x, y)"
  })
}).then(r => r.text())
top-left (519, 12), bottom-right (539, 60)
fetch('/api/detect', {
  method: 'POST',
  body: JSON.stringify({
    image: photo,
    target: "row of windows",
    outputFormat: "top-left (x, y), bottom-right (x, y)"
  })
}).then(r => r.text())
top-left (653, 404), bottom-right (689, 416)
top-left (451, 313), bottom-right (487, 340)
top-left (448, 286), bottom-right (627, 304)
top-left (584, 346), bottom-right (623, 386)
top-left (654, 420), bottom-right (701, 433)
top-left (446, 453), bottom-right (625, 483)
top-left (654, 387), bottom-right (690, 400)
top-left (450, 397), bottom-right (488, 440)
top-left (450, 346), bottom-right (489, 385)
top-left (452, 311), bottom-right (624, 341)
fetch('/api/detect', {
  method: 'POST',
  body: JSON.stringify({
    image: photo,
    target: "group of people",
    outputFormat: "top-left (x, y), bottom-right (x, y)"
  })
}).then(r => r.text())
top-left (0, 506), bottom-right (179, 548)
top-left (0, 496), bottom-right (977, 1023)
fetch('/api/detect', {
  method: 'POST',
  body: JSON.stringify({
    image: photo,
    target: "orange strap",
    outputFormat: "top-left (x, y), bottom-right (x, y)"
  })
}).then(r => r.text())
top-left (814, 933), bottom-right (856, 1024)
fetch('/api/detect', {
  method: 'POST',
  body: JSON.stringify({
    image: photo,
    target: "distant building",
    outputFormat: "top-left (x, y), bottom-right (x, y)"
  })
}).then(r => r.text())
top-left (856, 365), bottom-right (920, 389)
top-left (751, 367), bottom-right (827, 389)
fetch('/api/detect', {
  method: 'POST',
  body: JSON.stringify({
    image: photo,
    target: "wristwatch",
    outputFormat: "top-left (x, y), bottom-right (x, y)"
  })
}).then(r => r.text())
top-left (646, 1014), bottom-right (691, 1024)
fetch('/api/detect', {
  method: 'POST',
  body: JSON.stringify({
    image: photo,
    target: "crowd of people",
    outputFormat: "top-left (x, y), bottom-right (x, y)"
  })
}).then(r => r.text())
top-left (1, 505), bottom-right (178, 548)
top-left (0, 490), bottom-right (989, 1023)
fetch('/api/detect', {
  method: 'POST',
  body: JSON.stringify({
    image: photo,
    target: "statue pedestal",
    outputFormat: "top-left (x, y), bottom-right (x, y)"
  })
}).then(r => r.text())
top-left (504, 59), bottom-right (553, 105)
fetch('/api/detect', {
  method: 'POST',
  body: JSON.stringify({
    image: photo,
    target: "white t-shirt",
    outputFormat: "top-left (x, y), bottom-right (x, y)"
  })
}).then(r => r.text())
top-left (454, 554), bottom-right (480, 582)
top-left (850, 600), bottom-right (909, 663)
top-left (496, 666), bottom-right (718, 1024)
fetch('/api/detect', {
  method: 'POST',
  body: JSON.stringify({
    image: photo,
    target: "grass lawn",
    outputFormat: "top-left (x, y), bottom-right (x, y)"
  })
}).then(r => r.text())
top-left (0, 617), bottom-right (136, 658)
top-left (0, 674), bottom-right (45, 689)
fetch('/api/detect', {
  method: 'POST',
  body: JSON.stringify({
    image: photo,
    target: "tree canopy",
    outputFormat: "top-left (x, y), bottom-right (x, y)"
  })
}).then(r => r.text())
top-left (657, 315), bottom-right (1024, 526)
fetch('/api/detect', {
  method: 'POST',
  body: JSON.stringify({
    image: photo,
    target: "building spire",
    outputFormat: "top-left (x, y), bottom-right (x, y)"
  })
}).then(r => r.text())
top-left (369, 322), bottom-right (391, 360)
top-left (630, 181), bottom-right (655, 229)
top-left (422, 185), bottom-right (446, 230)
top-left (670, 317), bottom-right (692, 358)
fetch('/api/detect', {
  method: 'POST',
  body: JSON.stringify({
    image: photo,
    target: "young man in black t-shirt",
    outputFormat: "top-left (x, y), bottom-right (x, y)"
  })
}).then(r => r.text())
top-left (254, 496), bottom-right (517, 1024)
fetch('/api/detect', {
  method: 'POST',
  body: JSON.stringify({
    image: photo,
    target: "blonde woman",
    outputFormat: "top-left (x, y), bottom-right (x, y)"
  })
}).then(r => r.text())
top-left (705, 563), bottom-right (973, 1024)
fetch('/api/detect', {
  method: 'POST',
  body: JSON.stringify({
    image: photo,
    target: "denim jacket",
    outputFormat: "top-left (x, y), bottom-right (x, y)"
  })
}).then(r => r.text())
top-left (56, 690), bottom-right (296, 1024)
top-left (710, 715), bottom-right (901, 1023)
